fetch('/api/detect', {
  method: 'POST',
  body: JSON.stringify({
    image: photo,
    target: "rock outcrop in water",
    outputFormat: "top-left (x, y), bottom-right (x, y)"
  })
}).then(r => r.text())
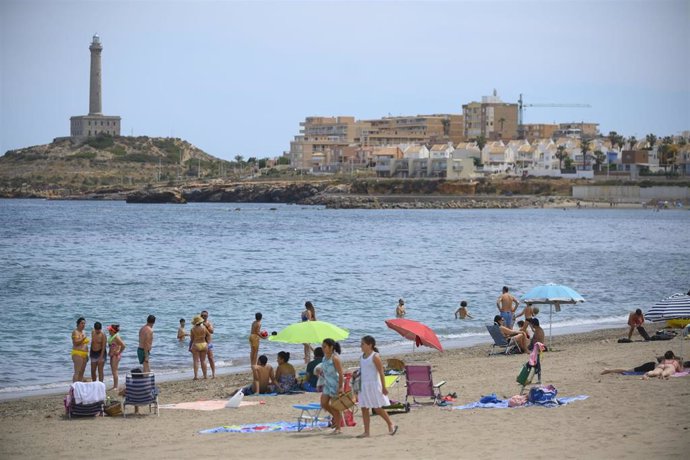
top-left (126, 190), bottom-right (187, 204)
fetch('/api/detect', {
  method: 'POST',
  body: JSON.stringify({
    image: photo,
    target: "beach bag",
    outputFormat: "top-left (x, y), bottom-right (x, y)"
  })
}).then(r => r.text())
top-left (330, 391), bottom-right (356, 411)
top-left (226, 389), bottom-right (244, 408)
top-left (516, 363), bottom-right (531, 386)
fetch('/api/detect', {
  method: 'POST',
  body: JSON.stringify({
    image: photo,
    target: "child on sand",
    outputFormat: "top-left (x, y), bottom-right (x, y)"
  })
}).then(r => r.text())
top-left (357, 335), bottom-right (398, 438)
top-left (249, 312), bottom-right (263, 366)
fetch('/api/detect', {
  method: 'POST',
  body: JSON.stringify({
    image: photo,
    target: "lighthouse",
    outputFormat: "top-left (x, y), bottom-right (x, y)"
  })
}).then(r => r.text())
top-left (70, 34), bottom-right (121, 139)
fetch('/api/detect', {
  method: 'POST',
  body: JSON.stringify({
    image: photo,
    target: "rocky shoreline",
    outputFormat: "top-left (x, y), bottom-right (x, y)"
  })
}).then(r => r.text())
top-left (123, 182), bottom-right (572, 209)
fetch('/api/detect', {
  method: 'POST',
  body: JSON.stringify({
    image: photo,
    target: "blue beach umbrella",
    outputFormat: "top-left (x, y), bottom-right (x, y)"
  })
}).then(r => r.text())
top-left (522, 283), bottom-right (585, 347)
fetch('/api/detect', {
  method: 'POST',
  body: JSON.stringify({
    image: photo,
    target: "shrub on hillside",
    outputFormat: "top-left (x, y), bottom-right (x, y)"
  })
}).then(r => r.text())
top-left (85, 134), bottom-right (115, 149)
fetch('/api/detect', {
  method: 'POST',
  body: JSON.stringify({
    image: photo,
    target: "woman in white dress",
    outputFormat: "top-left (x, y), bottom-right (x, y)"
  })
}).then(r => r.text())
top-left (357, 335), bottom-right (398, 438)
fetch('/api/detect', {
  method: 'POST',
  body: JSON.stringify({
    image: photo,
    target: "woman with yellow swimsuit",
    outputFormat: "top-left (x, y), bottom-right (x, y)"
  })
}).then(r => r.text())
top-left (190, 315), bottom-right (211, 380)
top-left (71, 317), bottom-right (89, 382)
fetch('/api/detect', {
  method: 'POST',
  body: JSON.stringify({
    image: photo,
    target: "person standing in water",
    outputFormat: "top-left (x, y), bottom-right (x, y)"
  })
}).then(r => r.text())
top-left (89, 322), bottom-right (107, 382)
top-left (138, 315), bottom-right (155, 374)
top-left (301, 301), bottom-right (317, 364)
top-left (454, 300), bottom-right (473, 319)
top-left (177, 318), bottom-right (188, 341)
top-left (107, 324), bottom-right (125, 390)
top-left (396, 299), bottom-right (406, 318)
top-left (71, 317), bottom-right (89, 382)
top-left (190, 315), bottom-right (211, 380)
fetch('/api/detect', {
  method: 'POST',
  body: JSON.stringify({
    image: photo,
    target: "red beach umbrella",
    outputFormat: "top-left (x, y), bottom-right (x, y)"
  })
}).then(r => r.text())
top-left (385, 318), bottom-right (444, 352)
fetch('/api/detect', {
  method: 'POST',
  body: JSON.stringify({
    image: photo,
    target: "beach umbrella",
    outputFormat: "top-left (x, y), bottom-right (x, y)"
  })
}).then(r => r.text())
top-left (385, 318), bottom-right (443, 352)
top-left (645, 292), bottom-right (690, 360)
top-left (268, 320), bottom-right (349, 344)
top-left (521, 283), bottom-right (585, 347)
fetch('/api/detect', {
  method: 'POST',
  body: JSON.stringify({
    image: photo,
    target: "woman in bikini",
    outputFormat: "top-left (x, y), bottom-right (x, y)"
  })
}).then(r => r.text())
top-left (190, 315), bottom-right (211, 380)
top-left (89, 322), bottom-right (107, 382)
top-left (71, 317), bottom-right (89, 382)
top-left (273, 351), bottom-right (297, 393)
top-left (643, 350), bottom-right (682, 380)
top-left (107, 324), bottom-right (125, 390)
top-left (301, 301), bottom-right (316, 364)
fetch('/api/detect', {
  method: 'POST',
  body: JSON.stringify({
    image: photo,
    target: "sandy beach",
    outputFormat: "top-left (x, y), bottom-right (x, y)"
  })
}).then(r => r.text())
top-left (1, 327), bottom-right (688, 459)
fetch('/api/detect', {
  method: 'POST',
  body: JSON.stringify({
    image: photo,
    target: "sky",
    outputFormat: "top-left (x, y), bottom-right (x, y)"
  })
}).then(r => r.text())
top-left (1, 0), bottom-right (688, 160)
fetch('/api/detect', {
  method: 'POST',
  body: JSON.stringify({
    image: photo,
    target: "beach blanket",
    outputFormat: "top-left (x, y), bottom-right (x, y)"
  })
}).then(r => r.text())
top-left (622, 370), bottom-right (690, 377)
top-left (200, 420), bottom-right (329, 434)
top-left (159, 400), bottom-right (260, 411)
top-left (452, 393), bottom-right (588, 410)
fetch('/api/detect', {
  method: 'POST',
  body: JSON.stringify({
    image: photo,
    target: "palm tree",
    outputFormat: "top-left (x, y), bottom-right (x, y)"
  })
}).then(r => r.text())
top-left (593, 150), bottom-right (606, 172)
top-left (475, 135), bottom-right (487, 152)
top-left (555, 144), bottom-right (567, 171)
top-left (628, 136), bottom-right (637, 150)
top-left (646, 134), bottom-right (657, 150)
top-left (580, 138), bottom-right (591, 170)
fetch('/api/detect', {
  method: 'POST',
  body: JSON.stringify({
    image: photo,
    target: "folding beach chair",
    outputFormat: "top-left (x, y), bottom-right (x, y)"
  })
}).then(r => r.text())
top-left (65, 381), bottom-right (106, 419)
top-left (293, 403), bottom-right (326, 432)
top-left (122, 371), bottom-right (159, 417)
top-left (404, 364), bottom-right (445, 406)
top-left (486, 324), bottom-right (519, 356)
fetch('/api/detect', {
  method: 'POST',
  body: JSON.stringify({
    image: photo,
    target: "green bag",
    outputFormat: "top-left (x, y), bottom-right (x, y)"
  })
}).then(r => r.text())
top-left (516, 363), bottom-right (532, 386)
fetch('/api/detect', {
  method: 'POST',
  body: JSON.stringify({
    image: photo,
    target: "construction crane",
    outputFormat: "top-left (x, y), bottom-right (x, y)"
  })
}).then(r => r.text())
top-left (518, 93), bottom-right (591, 139)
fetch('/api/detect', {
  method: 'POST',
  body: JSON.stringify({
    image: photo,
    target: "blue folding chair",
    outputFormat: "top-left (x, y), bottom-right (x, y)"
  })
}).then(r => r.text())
top-left (122, 372), bottom-right (159, 417)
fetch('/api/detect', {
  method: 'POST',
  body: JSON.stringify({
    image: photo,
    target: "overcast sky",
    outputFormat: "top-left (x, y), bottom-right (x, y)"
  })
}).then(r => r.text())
top-left (1, 0), bottom-right (688, 160)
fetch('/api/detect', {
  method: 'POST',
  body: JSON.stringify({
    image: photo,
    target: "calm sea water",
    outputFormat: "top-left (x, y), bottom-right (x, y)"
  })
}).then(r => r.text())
top-left (1, 199), bottom-right (689, 397)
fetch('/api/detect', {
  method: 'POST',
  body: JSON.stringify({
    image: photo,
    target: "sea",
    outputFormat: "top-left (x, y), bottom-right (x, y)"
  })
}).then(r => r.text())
top-left (1, 199), bottom-right (689, 400)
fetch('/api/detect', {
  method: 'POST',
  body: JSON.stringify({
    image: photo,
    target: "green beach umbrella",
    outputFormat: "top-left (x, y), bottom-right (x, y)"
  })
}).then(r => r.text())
top-left (268, 320), bottom-right (349, 344)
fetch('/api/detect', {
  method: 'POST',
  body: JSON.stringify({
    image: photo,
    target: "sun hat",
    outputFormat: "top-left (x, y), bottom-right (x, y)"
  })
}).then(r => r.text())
top-left (107, 324), bottom-right (119, 333)
top-left (192, 315), bottom-right (204, 326)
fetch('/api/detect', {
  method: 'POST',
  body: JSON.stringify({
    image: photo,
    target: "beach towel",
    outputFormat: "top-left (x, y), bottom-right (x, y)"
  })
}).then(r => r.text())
top-left (452, 394), bottom-right (588, 410)
top-left (72, 381), bottom-right (106, 405)
top-left (200, 421), bottom-right (329, 434)
top-left (159, 400), bottom-right (260, 411)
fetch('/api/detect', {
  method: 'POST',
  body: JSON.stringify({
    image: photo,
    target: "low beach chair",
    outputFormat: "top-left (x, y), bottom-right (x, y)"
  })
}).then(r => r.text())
top-left (486, 324), bottom-right (519, 356)
top-left (122, 372), bottom-right (159, 417)
top-left (65, 381), bottom-right (106, 419)
top-left (404, 364), bottom-right (445, 406)
top-left (293, 403), bottom-right (326, 432)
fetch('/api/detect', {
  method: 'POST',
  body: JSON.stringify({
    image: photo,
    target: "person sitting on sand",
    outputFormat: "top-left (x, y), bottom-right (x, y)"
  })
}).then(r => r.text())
top-left (527, 317), bottom-right (546, 351)
top-left (643, 351), bottom-right (682, 380)
top-left (454, 300), bottom-right (473, 319)
top-left (493, 315), bottom-right (528, 353)
top-left (243, 355), bottom-right (275, 395)
top-left (303, 347), bottom-right (324, 392)
top-left (274, 351), bottom-right (298, 393)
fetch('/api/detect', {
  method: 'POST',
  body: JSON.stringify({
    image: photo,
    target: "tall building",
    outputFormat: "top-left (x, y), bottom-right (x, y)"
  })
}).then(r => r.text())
top-left (523, 123), bottom-right (559, 141)
top-left (70, 34), bottom-right (121, 139)
top-left (462, 90), bottom-right (518, 141)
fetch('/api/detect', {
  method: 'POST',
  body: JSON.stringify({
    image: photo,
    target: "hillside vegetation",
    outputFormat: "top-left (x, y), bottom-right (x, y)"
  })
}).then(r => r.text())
top-left (0, 135), bottom-right (230, 196)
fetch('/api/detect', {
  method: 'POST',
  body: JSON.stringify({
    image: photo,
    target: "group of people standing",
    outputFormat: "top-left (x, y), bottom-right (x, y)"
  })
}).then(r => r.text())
top-left (70, 315), bottom-right (155, 390)
top-left (492, 286), bottom-right (544, 353)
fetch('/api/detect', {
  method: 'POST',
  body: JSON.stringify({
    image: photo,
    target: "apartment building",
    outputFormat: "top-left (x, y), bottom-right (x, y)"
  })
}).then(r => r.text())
top-left (360, 114), bottom-right (464, 147)
top-left (462, 91), bottom-right (518, 141)
top-left (289, 116), bottom-right (366, 170)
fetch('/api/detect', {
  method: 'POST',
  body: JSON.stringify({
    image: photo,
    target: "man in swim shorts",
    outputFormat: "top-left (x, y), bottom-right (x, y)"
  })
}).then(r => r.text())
top-left (138, 314), bottom-right (155, 373)
top-left (497, 286), bottom-right (519, 328)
